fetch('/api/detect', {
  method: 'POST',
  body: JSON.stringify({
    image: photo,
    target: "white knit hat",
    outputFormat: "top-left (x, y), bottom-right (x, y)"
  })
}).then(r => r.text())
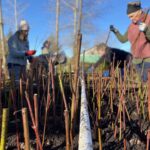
top-left (19, 20), bottom-right (29, 31)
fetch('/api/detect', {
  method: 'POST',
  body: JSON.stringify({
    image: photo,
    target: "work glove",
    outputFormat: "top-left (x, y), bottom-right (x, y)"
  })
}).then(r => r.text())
top-left (138, 22), bottom-right (147, 32)
top-left (110, 25), bottom-right (118, 33)
top-left (27, 56), bottom-right (33, 63)
top-left (25, 50), bottom-right (36, 56)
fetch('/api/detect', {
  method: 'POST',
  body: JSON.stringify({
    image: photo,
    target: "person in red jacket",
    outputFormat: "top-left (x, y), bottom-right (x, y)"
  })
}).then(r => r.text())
top-left (110, 1), bottom-right (150, 82)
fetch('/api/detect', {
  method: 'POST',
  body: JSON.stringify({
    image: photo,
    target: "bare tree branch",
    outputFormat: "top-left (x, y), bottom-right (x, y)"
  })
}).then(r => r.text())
top-left (62, 0), bottom-right (75, 10)
top-left (4, 0), bottom-right (29, 31)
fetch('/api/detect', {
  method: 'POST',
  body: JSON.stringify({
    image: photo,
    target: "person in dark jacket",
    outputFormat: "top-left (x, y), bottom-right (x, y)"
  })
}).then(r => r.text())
top-left (41, 40), bottom-right (51, 55)
top-left (7, 20), bottom-right (36, 81)
top-left (88, 43), bottom-right (132, 76)
top-left (110, 1), bottom-right (150, 81)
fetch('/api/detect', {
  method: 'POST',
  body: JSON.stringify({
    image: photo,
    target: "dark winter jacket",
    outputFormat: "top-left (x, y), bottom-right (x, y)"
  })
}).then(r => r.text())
top-left (93, 47), bottom-right (132, 69)
top-left (7, 31), bottom-right (29, 66)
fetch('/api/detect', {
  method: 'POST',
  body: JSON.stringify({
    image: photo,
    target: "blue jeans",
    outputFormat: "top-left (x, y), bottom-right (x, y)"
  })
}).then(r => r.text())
top-left (102, 68), bottom-right (124, 77)
top-left (8, 63), bottom-right (26, 81)
top-left (103, 70), bottom-right (110, 77)
top-left (135, 62), bottom-right (150, 82)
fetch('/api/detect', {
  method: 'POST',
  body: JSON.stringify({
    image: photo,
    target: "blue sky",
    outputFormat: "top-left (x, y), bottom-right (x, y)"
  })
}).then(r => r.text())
top-left (2, 0), bottom-right (150, 57)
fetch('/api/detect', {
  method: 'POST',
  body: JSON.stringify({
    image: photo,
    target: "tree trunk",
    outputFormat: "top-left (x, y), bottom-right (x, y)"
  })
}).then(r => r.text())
top-left (55, 0), bottom-right (60, 52)
top-left (73, 0), bottom-right (78, 57)
top-left (77, 0), bottom-right (82, 33)
top-left (14, 0), bottom-right (18, 31)
top-left (0, 0), bottom-right (9, 79)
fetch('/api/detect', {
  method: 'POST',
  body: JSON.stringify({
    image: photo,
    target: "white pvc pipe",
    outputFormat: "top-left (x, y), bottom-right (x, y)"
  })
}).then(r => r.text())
top-left (78, 78), bottom-right (93, 150)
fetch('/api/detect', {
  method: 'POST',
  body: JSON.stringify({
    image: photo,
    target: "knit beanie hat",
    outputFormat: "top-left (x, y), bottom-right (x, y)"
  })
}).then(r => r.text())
top-left (127, 1), bottom-right (141, 14)
top-left (19, 20), bottom-right (29, 31)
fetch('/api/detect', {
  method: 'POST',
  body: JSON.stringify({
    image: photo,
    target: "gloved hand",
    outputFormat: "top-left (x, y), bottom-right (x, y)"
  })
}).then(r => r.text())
top-left (110, 25), bottom-right (118, 33)
top-left (138, 22), bottom-right (147, 32)
top-left (25, 50), bottom-right (36, 56)
top-left (27, 56), bottom-right (33, 63)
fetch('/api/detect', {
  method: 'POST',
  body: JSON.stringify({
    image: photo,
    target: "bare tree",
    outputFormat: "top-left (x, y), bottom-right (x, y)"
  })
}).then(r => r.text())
top-left (14, 0), bottom-right (18, 30)
top-left (46, 0), bottom-right (111, 57)
top-left (4, 0), bottom-right (29, 32)
top-left (0, 0), bottom-right (9, 79)
top-left (55, 0), bottom-right (60, 52)
top-left (61, 0), bottom-right (80, 56)
top-left (61, 0), bottom-right (110, 55)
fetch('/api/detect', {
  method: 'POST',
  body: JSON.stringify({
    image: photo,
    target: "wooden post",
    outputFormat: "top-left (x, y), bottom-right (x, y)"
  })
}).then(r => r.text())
top-left (34, 94), bottom-right (39, 150)
top-left (148, 71), bottom-right (150, 120)
top-left (97, 76), bottom-right (102, 150)
top-left (59, 75), bottom-right (70, 150)
top-left (0, 59), bottom-right (2, 139)
top-left (70, 32), bottom-right (82, 146)
top-left (64, 110), bottom-right (70, 150)
top-left (0, 108), bottom-right (9, 150)
top-left (22, 108), bottom-right (30, 150)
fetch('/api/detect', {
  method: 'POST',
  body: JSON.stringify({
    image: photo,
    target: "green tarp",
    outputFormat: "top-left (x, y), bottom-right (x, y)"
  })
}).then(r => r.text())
top-left (80, 54), bottom-right (100, 64)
